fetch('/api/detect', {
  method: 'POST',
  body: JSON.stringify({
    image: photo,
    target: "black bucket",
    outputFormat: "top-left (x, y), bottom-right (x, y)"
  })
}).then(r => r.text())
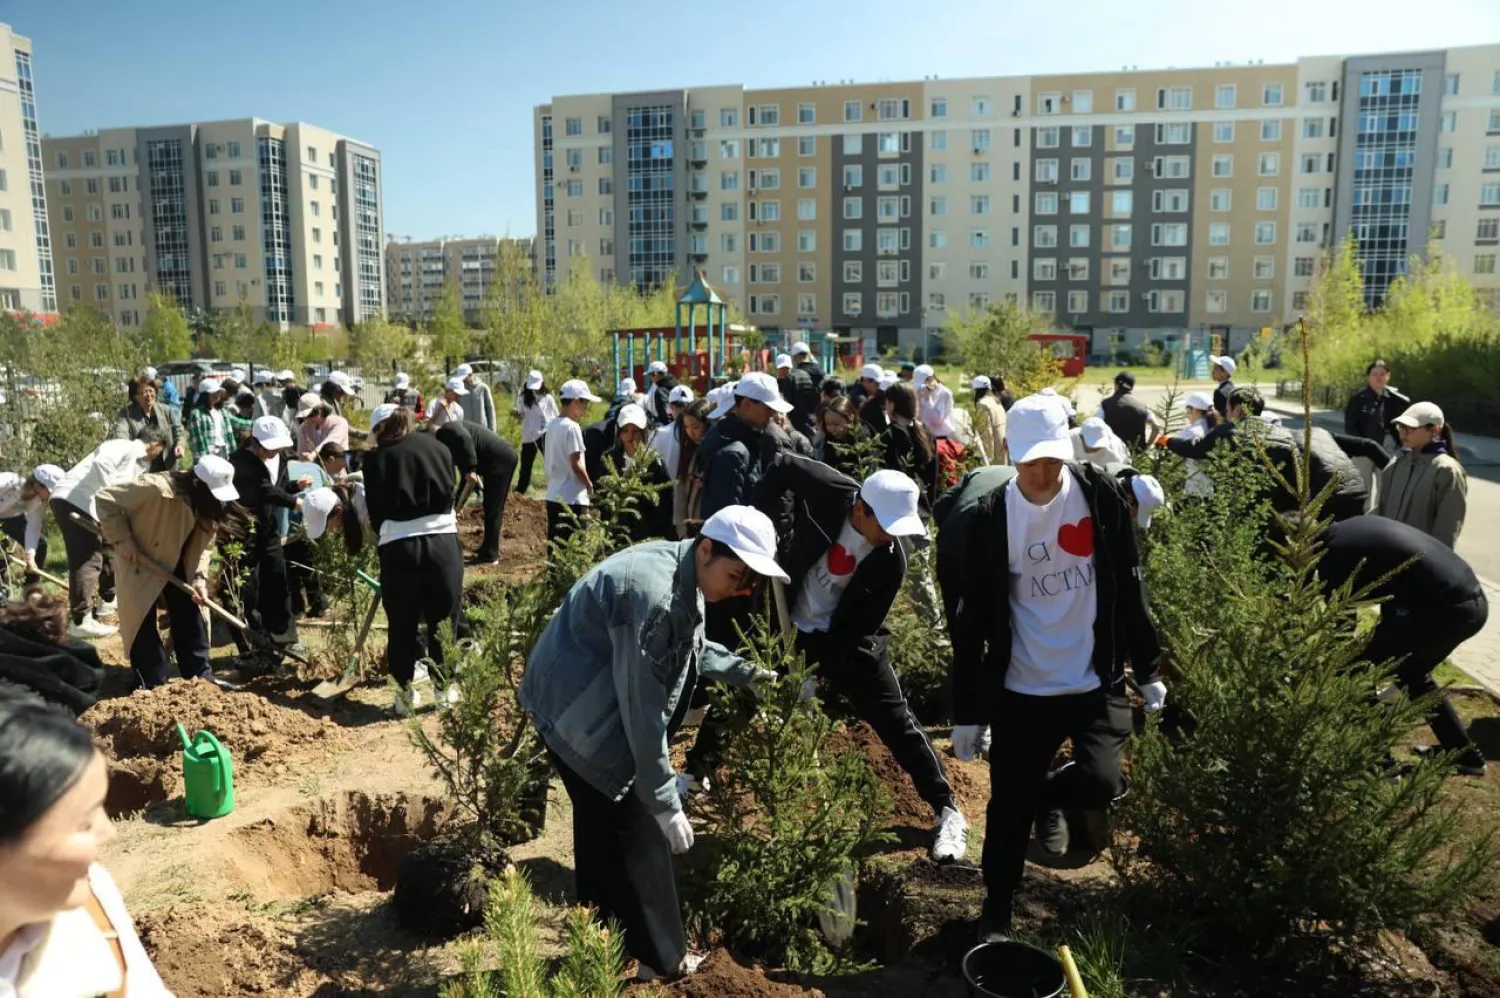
top-left (961, 941), bottom-right (1067, 998)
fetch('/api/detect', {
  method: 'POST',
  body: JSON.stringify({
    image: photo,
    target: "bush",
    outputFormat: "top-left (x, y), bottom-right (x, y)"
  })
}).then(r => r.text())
top-left (887, 543), bottom-right (950, 724)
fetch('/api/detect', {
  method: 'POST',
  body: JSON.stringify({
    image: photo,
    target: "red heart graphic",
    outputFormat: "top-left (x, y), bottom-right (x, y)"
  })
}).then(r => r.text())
top-left (1057, 518), bottom-right (1094, 558)
top-left (826, 543), bottom-right (857, 576)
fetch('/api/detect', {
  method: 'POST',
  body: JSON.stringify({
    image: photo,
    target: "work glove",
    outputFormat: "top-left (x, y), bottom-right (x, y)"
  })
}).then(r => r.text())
top-left (1140, 680), bottom-right (1168, 712)
top-left (951, 724), bottom-right (984, 762)
top-left (748, 668), bottom-right (779, 698)
top-left (656, 809), bottom-right (695, 855)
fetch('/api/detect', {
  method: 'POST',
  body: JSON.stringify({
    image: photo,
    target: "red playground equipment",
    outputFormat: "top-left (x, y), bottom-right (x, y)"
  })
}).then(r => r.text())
top-left (607, 272), bottom-right (765, 393)
top-left (1030, 332), bottom-right (1090, 378)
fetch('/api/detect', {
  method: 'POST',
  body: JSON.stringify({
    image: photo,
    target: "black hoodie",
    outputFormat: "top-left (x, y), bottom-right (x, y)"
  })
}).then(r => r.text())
top-left (0, 626), bottom-right (105, 716)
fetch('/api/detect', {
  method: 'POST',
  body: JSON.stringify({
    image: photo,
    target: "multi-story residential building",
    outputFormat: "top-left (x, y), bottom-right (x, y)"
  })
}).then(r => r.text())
top-left (536, 43), bottom-right (1500, 355)
top-left (43, 118), bottom-right (384, 330)
top-left (0, 24), bottom-right (55, 315)
top-left (385, 235), bottom-right (534, 322)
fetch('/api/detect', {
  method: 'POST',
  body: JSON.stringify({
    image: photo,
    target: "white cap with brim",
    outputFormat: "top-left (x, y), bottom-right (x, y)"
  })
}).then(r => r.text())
top-left (790, 340), bottom-right (811, 356)
top-left (1211, 355), bottom-right (1238, 376)
top-left (368, 402), bottom-right (399, 432)
top-left (193, 455), bottom-right (240, 502)
top-left (971, 375), bottom-right (991, 390)
top-left (198, 377), bottom-right (224, 396)
top-left (445, 376), bottom-right (470, 396)
top-left (775, 354), bottom-right (793, 370)
top-left (394, 373), bottom-right (410, 389)
top-left (295, 392), bottom-right (324, 418)
top-left (300, 487), bottom-right (340, 540)
top-left (1182, 391), bottom-right (1214, 412)
top-left (861, 363), bottom-right (883, 381)
top-left (524, 370), bottom-right (544, 390)
top-left (276, 369), bottom-right (296, 382)
top-left (560, 379), bottom-right (601, 402)
top-left (648, 360), bottom-right (668, 375)
top-left (860, 469), bottom-right (928, 539)
top-left (707, 384), bottom-right (738, 419)
top-left (142, 366), bottom-right (157, 380)
top-left (1006, 393), bottom-right (1075, 464)
top-left (31, 464), bottom-right (65, 492)
top-left (326, 371), bottom-right (354, 392)
top-left (1392, 400), bottom-right (1444, 429)
top-left (455, 363), bottom-right (474, 379)
top-left (699, 505), bottom-right (790, 582)
top-left (1131, 474), bottom-right (1168, 529)
top-left (251, 415), bottom-right (293, 451)
top-left (1080, 416), bottom-right (1109, 449)
top-left (734, 372), bottom-right (794, 413)
top-left (616, 403), bottom-right (649, 430)
top-left (667, 385), bottom-right (695, 405)
top-left (877, 372), bottom-right (898, 391)
top-left (914, 364), bottom-right (935, 384)
top-left (230, 369), bottom-right (247, 383)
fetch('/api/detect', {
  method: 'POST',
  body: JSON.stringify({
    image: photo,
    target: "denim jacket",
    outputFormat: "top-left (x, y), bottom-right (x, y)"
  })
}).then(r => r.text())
top-left (519, 539), bottom-right (755, 816)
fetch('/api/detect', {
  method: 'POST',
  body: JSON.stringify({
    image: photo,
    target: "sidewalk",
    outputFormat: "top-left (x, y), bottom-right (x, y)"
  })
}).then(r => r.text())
top-left (1451, 577), bottom-right (1500, 699)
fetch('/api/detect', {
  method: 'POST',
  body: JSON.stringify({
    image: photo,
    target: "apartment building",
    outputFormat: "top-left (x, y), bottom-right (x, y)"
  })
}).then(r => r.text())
top-left (535, 43), bottom-right (1500, 355)
top-left (43, 118), bottom-right (384, 330)
top-left (0, 24), bottom-right (55, 315)
top-left (385, 235), bottom-right (534, 321)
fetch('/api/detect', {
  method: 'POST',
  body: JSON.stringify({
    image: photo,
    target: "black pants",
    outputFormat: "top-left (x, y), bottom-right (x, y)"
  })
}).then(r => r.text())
top-left (378, 532), bottom-right (463, 687)
top-left (476, 449), bottom-right (519, 561)
top-left (242, 541), bottom-right (296, 646)
top-left (1, 514), bottom-right (48, 586)
top-left (517, 438), bottom-right (542, 495)
top-left (284, 535), bottom-right (326, 615)
top-left (551, 750), bottom-right (687, 974)
top-left (50, 500), bottom-right (113, 624)
top-left (130, 556), bottom-right (211, 689)
top-left (1366, 594), bottom-right (1488, 756)
top-left (682, 593), bottom-right (758, 776)
top-left (546, 501), bottom-right (587, 548)
top-left (982, 685), bottom-right (1132, 925)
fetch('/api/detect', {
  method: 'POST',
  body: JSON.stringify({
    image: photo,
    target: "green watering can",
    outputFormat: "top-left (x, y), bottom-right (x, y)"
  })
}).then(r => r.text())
top-left (176, 723), bottom-right (235, 819)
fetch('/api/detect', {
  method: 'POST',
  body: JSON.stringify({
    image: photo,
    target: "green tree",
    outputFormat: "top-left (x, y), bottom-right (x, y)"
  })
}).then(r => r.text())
top-left (349, 315), bottom-right (414, 372)
top-left (428, 278), bottom-right (471, 367)
top-left (945, 298), bottom-right (1059, 395)
top-left (136, 293), bottom-right (194, 362)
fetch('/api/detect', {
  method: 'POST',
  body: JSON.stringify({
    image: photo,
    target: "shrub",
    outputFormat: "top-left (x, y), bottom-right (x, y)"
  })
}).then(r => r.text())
top-left (887, 542), bottom-right (950, 724)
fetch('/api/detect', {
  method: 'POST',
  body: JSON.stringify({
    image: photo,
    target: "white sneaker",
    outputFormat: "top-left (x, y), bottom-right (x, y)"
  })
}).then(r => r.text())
top-left (411, 662), bottom-right (431, 685)
top-left (636, 952), bottom-right (706, 982)
top-left (69, 617), bottom-right (117, 640)
top-left (439, 684), bottom-right (461, 708)
top-left (97, 597), bottom-right (118, 614)
top-left (675, 773), bottom-right (710, 797)
top-left (930, 806), bottom-right (969, 863)
top-left (393, 687), bottom-right (425, 718)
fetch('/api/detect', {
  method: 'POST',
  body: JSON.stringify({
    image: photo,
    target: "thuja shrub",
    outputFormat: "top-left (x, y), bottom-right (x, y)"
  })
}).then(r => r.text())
top-left (684, 621), bottom-right (893, 971)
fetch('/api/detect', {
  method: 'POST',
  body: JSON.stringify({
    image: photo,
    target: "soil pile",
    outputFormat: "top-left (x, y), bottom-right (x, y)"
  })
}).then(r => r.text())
top-left (136, 904), bottom-right (307, 997)
top-left (650, 949), bottom-right (823, 997)
top-left (82, 679), bottom-right (345, 815)
top-left (458, 493), bottom-right (548, 579)
top-left (824, 722), bottom-right (986, 834)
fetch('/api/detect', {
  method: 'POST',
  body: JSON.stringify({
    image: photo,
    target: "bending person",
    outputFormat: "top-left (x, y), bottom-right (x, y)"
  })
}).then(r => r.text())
top-left (0, 465), bottom-right (62, 589)
top-left (434, 417), bottom-right (519, 567)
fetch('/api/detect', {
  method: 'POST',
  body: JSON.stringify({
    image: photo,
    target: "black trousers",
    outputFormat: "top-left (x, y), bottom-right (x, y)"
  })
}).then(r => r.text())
top-left (1366, 594), bottom-right (1488, 755)
top-left (242, 540), bottom-right (296, 646)
top-left (476, 450), bottom-right (519, 561)
top-left (378, 532), bottom-right (463, 686)
top-left (1, 514), bottom-right (48, 586)
top-left (50, 500), bottom-right (113, 623)
top-left (551, 750), bottom-right (686, 974)
top-left (982, 685), bottom-right (1132, 925)
top-left (682, 594), bottom-right (758, 776)
top-left (517, 437), bottom-right (542, 495)
top-left (546, 501), bottom-right (587, 548)
top-left (130, 556), bottom-right (212, 689)
top-left (284, 535), bottom-right (326, 615)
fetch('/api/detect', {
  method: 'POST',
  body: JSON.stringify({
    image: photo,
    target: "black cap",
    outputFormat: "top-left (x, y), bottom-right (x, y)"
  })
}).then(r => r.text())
top-left (1113, 371), bottom-right (1135, 389)
top-left (900, 361), bottom-right (916, 371)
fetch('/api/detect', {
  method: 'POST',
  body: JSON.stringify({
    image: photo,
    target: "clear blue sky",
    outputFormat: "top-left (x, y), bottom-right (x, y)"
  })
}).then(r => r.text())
top-left (11, 0), bottom-right (1498, 240)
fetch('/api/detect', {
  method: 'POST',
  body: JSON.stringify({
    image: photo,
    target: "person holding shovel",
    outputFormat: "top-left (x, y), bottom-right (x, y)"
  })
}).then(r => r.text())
top-left (95, 456), bottom-right (242, 690)
top-left (519, 505), bottom-right (786, 983)
top-left (433, 418), bottom-right (519, 566)
top-left (0, 465), bottom-right (63, 590)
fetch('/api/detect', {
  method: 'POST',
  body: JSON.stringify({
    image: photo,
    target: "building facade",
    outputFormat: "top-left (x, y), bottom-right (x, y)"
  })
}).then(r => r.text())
top-left (536, 44), bottom-right (1500, 355)
top-left (42, 118), bottom-right (384, 330)
top-left (385, 235), bottom-right (534, 322)
top-left (0, 24), bottom-right (55, 315)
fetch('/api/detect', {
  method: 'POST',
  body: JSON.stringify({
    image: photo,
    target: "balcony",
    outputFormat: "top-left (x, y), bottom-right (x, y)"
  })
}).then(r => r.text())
top-left (689, 219), bottom-right (708, 231)
top-left (690, 154), bottom-right (708, 168)
top-left (689, 250), bottom-right (708, 263)
top-left (689, 187), bottom-right (708, 200)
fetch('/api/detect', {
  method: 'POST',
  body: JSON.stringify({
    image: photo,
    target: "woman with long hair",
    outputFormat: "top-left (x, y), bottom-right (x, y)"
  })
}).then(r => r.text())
top-left (514, 370), bottom-right (558, 495)
top-left (1379, 402), bottom-right (1468, 548)
top-left (360, 405), bottom-right (464, 715)
top-left (96, 456), bottom-right (242, 690)
top-left (668, 399), bottom-right (714, 539)
top-left (0, 595), bottom-right (107, 717)
top-left (812, 395), bottom-right (867, 478)
top-left (882, 382), bottom-right (940, 507)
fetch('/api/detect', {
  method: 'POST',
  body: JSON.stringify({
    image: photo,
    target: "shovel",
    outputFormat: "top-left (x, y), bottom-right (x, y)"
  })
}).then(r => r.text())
top-left (311, 570), bottom-right (383, 701)
top-left (1, 546), bottom-right (68, 589)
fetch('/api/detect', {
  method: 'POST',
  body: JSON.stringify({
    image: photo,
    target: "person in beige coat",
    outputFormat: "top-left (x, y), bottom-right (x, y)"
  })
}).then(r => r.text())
top-left (96, 456), bottom-right (241, 690)
top-left (971, 375), bottom-right (1008, 464)
top-left (1378, 401), bottom-right (1467, 549)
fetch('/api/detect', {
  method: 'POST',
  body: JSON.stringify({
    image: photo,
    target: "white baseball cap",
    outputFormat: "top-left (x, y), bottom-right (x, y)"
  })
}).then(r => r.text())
top-left (394, 372), bottom-right (410, 389)
top-left (648, 360), bottom-right (668, 375)
top-left (326, 370), bottom-right (354, 392)
top-left (559, 379), bottom-right (601, 402)
top-left (877, 372), bottom-right (898, 391)
top-left (790, 340), bottom-right (811, 356)
top-left (1182, 391), bottom-right (1214, 412)
top-left (734, 371), bottom-right (794, 413)
top-left (667, 385), bottom-right (695, 405)
top-left (1393, 401), bottom-right (1444, 429)
top-left (699, 505), bottom-right (790, 582)
top-left (775, 353), bottom-right (793, 370)
top-left (707, 383), bottom-right (738, 419)
top-left (276, 369), bottom-right (296, 382)
top-left (616, 403), bottom-right (649, 430)
top-left (295, 391), bottom-right (324, 419)
top-left (524, 370), bottom-right (544, 390)
top-left (1080, 416), bottom-right (1110, 450)
top-left (1038, 386), bottom-right (1076, 416)
top-left (1130, 474), bottom-right (1168, 529)
top-left (193, 455), bottom-right (240, 502)
top-left (368, 402), bottom-right (400, 431)
top-left (1006, 393), bottom-right (1075, 464)
top-left (618, 377), bottom-right (637, 396)
top-left (1211, 355), bottom-right (1238, 376)
top-left (860, 363), bottom-right (883, 381)
top-left (198, 377), bottom-right (224, 395)
top-left (970, 375), bottom-right (992, 390)
top-left (230, 368), bottom-right (247, 383)
top-left (141, 366), bottom-right (157, 380)
top-left (914, 364), bottom-right (935, 384)
top-left (251, 415), bottom-right (293, 451)
top-left (31, 464), bottom-right (65, 492)
top-left (445, 376), bottom-right (470, 396)
top-left (300, 487), bottom-right (340, 540)
top-left (252, 371), bottom-right (273, 385)
top-left (860, 470), bottom-right (928, 539)
top-left (455, 363), bottom-right (474, 379)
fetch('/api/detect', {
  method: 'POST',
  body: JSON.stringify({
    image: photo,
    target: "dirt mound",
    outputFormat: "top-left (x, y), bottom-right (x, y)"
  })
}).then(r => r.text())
top-left (81, 679), bottom-right (345, 815)
top-left (823, 722), bottom-right (986, 835)
top-left (137, 903), bottom-right (307, 997)
top-left (649, 949), bottom-right (824, 997)
top-left (458, 492), bottom-right (549, 580)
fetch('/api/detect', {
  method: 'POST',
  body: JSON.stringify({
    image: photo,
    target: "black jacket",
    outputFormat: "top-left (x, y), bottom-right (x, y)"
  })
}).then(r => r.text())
top-left (881, 421), bottom-right (940, 509)
top-left (1167, 418), bottom-right (1301, 512)
top-left (0, 626), bottom-right (105, 716)
top-left (752, 454), bottom-right (911, 671)
top-left (1212, 378), bottom-right (1236, 418)
top-left (933, 467), bottom-right (1017, 659)
top-left (362, 430), bottom-right (456, 533)
top-left (1167, 419), bottom-right (1370, 519)
top-left (1319, 516), bottom-right (1481, 609)
top-left (1344, 385), bottom-right (1410, 445)
top-left (949, 462), bottom-right (1162, 724)
top-left (796, 360), bottom-right (825, 394)
top-left (582, 418), bottom-right (616, 487)
top-left (229, 445), bottom-right (301, 556)
top-left (778, 368), bottom-right (819, 437)
top-left (649, 375), bottom-right (679, 426)
top-left (1099, 390), bottom-right (1153, 448)
top-left (435, 421), bottom-right (518, 479)
top-left (696, 411), bottom-right (773, 519)
top-left (602, 443), bottom-right (674, 542)
top-left (860, 396), bottom-right (889, 433)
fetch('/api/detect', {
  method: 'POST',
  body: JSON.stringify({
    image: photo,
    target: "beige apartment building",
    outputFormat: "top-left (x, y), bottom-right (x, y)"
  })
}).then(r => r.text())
top-left (0, 25), bottom-right (55, 315)
top-left (43, 118), bottom-right (384, 330)
top-left (537, 43), bottom-right (1500, 356)
top-left (385, 235), bottom-right (534, 322)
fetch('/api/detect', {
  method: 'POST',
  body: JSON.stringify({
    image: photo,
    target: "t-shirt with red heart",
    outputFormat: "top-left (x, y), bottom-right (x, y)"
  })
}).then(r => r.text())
top-left (790, 518), bottom-right (875, 634)
top-left (1003, 471), bottom-right (1100, 696)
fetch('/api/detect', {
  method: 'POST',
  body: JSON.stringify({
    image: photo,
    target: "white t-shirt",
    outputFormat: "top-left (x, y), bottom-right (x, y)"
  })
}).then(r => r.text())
top-left (544, 415), bottom-right (590, 506)
top-left (1174, 419), bottom-right (1213, 497)
top-left (517, 394), bottom-right (559, 445)
top-left (790, 518), bottom-right (875, 633)
top-left (1004, 472), bottom-right (1100, 696)
top-left (652, 422), bottom-right (683, 479)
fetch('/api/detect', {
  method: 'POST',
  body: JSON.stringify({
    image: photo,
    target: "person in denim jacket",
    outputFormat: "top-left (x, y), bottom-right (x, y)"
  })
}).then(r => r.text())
top-left (519, 506), bottom-right (786, 983)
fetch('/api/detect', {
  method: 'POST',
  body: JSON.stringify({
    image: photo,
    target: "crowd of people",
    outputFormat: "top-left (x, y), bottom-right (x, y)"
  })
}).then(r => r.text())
top-left (0, 348), bottom-right (1489, 989)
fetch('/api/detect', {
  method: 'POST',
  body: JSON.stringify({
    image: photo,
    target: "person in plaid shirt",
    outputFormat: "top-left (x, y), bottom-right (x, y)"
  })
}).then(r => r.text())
top-left (186, 378), bottom-right (232, 460)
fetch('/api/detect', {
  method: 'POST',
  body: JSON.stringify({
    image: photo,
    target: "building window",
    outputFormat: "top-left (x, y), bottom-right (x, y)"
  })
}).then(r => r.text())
top-left (844, 100), bottom-right (862, 123)
top-left (1032, 291), bottom-right (1056, 312)
top-left (1036, 127), bottom-right (1059, 149)
top-left (1306, 82), bottom-right (1327, 102)
top-left (1158, 86), bottom-right (1192, 110)
top-left (1152, 223), bottom-right (1188, 246)
top-left (843, 197), bottom-right (862, 220)
top-left (1034, 225), bottom-right (1057, 248)
top-left (1434, 184), bottom-right (1450, 206)
top-left (1156, 122), bottom-right (1191, 145)
top-left (1256, 187), bottom-right (1278, 211)
top-left (1209, 223), bottom-right (1230, 245)
top-left (1111, 224), bottom-right (1132, 249)
top-left (1260, 120), bottom-right (1282, 142)
top-left (1069, 224), bottom-right (1090, 248)
top-left (1070, 159), bottom-right (1092, 182)
top-left (1303, 118), bottom-right (1325, 139)
top-left (231, 197), bottom-right (245, 213)
top-left (1072, 90), bottom-right (1093, 113)
top-left (842, 292), bottom-right (862, 316)
top-left (929, 230), bottom-right (947, 249)
top-left (1161, 156), bottom-right (1191, 178)
top-left (1110, 190), bottom-right (1133, 214)
top-left (843, 229), bottom-right (862, 252)
top-left (970, 195), bottom-right (990, 216)
top-left (1114, 125), bottom-right (1135, 149)
top-left (1474, 253), bottom-right (1497, 274)
top-left (1258, 152), bottom-right (1280, 176)
top-left (1292, 256), bottom-right (1316, 277)
top-left (1068, 191), bottom-right (1090, 214)
top-left (564, 118), bottom-right (582, 136)
top-left (229, 168), bottom-right (243, 185)
top-left (1215, 84), bottom-right (1237, 109)
top-left (1152, 189), bottom-right (1189, 213)
top-left (929, 130), bottom-right (948, 152)
top-left (1035, 192), bottom-right (1058, 215)
top-left (1033, 258), bottom-right (1057, 281)
top-left (1112, 158), bottom-right (1134, 182)
top-left (1253, 256), bottom-right (1275, 279)
top-left (1263, 82), bottom-right (1284, 106)
top-left (1477, 218), bottom-right (1499, 242)
top-left (972, 95), bottom-right (992, 116)
top-left (1251, 290), bottom-right (1273, 312)
top-left (930, 97), bottom-right (947, 118)
top-left (1206, 291), bottom-right (1228, 313)
top-left (1116, 89), bottom-right (1136, 111)
top-left (1482, 182), bottom-right (1500, 207)
top-left (1207, 257), bottom-right (1229, 280)
top-left (797, 166), bottom-right (816, 189)
top-left (1071, 126), bottom-right (1092, 147)
top-left (1301, 153), bottom-right (1323, 174)
top-left (1296, 222), bottom-right (1320, 244)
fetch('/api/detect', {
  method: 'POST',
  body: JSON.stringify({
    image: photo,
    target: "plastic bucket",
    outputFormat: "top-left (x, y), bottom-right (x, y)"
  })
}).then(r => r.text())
top-left (961, 941), bottom-right (1066, 998)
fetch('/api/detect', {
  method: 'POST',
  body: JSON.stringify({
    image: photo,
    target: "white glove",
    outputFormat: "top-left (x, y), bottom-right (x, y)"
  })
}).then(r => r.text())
top-left (799, 678), bottom-right (818, 702)
top-left (1140, 680), bottom-right (1168, 712)
top-left (951, 724), bottom-right (983, 762)
top-left (748, 668), bottom-right (779, 698)
top-left (656, 809), bottom-right (695, 855)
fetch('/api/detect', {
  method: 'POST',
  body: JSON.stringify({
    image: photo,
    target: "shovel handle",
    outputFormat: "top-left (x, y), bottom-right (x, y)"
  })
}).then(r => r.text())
top-left (3, 552), bottom-right (67, 589)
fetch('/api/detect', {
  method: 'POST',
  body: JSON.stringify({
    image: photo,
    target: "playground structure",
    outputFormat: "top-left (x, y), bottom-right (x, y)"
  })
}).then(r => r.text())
top-left (608, 273), bottom-right (846, 392)
top-left (1030, 332), bottom-right (1090, 378)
